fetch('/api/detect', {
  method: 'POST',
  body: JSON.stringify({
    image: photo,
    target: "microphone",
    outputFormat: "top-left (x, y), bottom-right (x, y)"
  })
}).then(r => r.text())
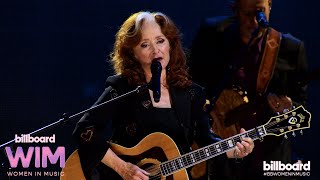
top-left (256, 10), bottom-right (269, 28)
top-left (150, 58), bottom-right (162, 102)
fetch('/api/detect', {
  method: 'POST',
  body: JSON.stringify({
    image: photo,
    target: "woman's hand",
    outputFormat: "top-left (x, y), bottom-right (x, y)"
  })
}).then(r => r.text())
top-left (118, 162), bottom-right (150, 180)
top-left (101, 149), bottom-right (150, 180)
top-left (226, 128), bottom-right (255, 159)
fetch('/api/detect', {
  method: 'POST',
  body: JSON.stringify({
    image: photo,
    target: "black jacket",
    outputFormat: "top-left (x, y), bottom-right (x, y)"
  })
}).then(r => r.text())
top-left (73, 75), bottom-right (225, 179)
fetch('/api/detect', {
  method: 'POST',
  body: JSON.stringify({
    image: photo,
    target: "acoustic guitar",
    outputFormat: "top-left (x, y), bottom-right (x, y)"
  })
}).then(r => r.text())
top-left (61, 106), bottom-right (310, 180)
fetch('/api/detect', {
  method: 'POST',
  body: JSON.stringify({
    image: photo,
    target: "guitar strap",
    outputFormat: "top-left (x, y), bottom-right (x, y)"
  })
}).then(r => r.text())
top-left (256, 28), bottom-right (282, 95)
top-left (248, 28), bottom-right (282, 171)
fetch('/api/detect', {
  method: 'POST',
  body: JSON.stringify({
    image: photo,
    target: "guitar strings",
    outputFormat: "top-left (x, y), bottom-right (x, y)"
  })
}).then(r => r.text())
top-left (149, 173), bottom-right (162, 180)
top-left (158, 130), bottom-right (259, 176)
top-left (157, 125), bottom-right (282, 176)
top-left (144, 165), bottom-right (160, 174)
top-left (143, 164), bottom-right (163, 180)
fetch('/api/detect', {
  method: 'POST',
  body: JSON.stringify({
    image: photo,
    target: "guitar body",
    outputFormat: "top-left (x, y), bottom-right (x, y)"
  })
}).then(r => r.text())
top-left (210, 88), bottom-right (248, 139)
top-left (61, 132), bottom-right (189, 180)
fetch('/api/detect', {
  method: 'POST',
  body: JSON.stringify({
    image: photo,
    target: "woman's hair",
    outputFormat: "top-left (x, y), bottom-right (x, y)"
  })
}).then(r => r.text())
top-left (110, 11), bottom-right (191, 88)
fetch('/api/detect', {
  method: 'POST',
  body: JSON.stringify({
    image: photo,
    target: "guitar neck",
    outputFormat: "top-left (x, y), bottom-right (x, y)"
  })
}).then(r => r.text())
top-left (160, 125), bottom-right (267, 176)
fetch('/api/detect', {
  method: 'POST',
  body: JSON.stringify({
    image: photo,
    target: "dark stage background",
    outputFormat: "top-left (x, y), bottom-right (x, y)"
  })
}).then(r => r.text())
top-left (0, 0), bottom-right (319, 179)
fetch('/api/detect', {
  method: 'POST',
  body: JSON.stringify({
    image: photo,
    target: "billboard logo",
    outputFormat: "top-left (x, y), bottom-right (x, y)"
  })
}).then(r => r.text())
top-left (263, 161), bottom-right (310, 171)
top-left (5, 146), bottom-right (65, 168)
top-left (15, 134), bottom-right (55, 143)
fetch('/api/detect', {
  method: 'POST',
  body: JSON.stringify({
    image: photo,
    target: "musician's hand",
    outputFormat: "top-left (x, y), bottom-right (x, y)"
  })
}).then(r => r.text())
top-left (118, 162), bottom-right (150, 180)
top-left (226, 128), bottom-right (254, 159)
top-left (267, 93), bottom-right (293, 114)
top-left (101, 149), bottom-right (150, 180)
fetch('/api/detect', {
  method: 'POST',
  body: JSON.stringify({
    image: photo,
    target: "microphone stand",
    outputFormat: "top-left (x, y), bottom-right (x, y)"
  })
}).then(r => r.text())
top-left (0, 84), bottom-right (149, 150)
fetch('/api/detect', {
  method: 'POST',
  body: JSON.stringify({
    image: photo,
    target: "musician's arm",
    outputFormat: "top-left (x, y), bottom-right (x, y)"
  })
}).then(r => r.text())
top-left (73, 75), bottom-right (151, 179)
top-left (72, 86), bottom-right (116, 179)
top-left (290, 40), bottom-right (308, 108)
top-left (268, 34), bottom-right (308, 111)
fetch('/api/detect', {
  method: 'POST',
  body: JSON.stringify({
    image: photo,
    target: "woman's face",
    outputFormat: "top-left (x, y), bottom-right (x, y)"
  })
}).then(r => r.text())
top-left (133, 20), bottom-right (170, 73)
